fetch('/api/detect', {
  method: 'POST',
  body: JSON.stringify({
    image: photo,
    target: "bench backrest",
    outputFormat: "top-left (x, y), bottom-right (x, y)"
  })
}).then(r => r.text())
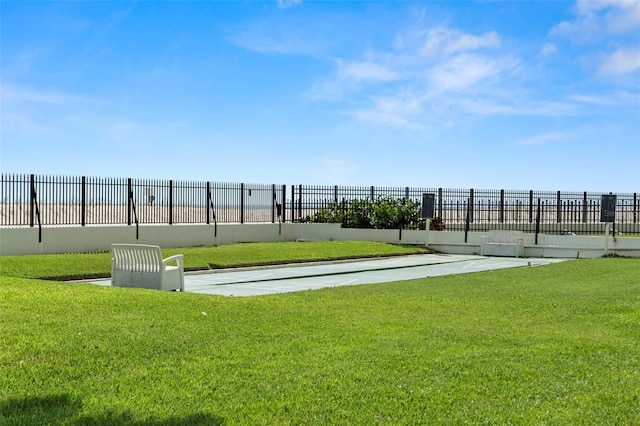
top-left (112, 244), bottom-right (163, 273)
top-left (485, 230), bottom-right (524, 244)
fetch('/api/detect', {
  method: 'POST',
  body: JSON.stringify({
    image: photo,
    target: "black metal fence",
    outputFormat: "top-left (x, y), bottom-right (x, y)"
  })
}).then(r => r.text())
top-left (288, 185), bottom-right (639, 235)
top-left (1, 173), bottom-right (638, 235)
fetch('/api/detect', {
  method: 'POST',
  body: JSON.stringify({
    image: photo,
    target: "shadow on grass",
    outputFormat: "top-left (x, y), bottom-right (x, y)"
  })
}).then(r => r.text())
top-left (0, 394), bottom-right (224, 425)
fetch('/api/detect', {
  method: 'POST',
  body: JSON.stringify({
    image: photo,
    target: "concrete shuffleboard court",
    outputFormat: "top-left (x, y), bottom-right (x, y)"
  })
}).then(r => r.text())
top-left (88, 254), bottom-right (567, 297)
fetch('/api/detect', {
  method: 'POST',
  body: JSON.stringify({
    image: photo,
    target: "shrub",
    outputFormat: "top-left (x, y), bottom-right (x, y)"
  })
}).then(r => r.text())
top-left (305, 197), bottom-right (422, 229)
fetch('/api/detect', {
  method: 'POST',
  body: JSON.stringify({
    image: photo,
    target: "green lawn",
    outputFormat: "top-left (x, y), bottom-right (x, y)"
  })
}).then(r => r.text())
top-left (0, 241), bottom-right (429, 280)
top-left (1, 242), bottom-right (639, 425)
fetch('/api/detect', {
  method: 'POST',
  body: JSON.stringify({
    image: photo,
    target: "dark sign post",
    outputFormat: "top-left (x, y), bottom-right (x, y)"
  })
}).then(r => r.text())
top-left (421, 193), bottom-right (435, 247)
top-left (600, 194), bottom-right (616, 223)
top-left (422, 193), bottom-right (435, 219)
top-left (601, 194), bottom-right (616, 255)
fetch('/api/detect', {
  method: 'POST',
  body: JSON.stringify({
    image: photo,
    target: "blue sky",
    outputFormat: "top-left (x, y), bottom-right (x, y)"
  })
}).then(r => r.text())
top-left (2, 0), bottom-right (639, 192)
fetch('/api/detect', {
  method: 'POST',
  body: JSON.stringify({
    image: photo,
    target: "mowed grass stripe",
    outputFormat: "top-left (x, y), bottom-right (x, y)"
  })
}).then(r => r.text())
top-left (0, 241), bottom-right (429, 280)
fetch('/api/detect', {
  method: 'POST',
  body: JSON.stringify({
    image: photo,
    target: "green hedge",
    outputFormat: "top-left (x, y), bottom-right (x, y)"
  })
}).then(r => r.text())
top-left (304, 196), bottom-right (422, 229)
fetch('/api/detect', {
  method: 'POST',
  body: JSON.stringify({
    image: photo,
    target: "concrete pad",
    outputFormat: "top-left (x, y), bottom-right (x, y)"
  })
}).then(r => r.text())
top-left (86, 254), bottom-right (567, 297)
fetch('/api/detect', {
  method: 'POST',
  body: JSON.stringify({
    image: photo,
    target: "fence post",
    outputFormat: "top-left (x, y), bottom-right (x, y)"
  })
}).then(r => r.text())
top-left (169, 180), bottom-right (174, 225)
top-left (529, 190), bottom-right (533, 223)
top-left (81, 176), bottom-right (86, 226)
top-left (557, 191), bottom-right (562, 223)
top-left (469, 188), bottom-right (474, 223)
top-left (206, 182), bottom-right (211, 224)
top-left (438, 188), bottom-right (443, 218)
top-left (582, 191), bottom-right (588, 223)
top-left (290, 185), bottom-right (295, 222)
top-left (240, 183), bottom-right (245, 224)
top-left (334, 185), bottom-right (338, 203)
top-left (281, 185), bottom-right (287, 223)
top-left (29, 174), bottom-right (42, 243)
top-left (298, 184), bottom-right (303, 220)
top-left (271, 184), bottom-right (276, 224)
top-left (634, 193), bottom-right (638, 224)
top-left (464, 198), bottom-right (470, 242)
top-left (499, 189), bottom-right (504, 223)
top-left (535, 198), bottom-right (541, 244)
top-left (370, 186), bottom-right (375, 200)
top-left (205, 182), bottom-right (217, 237)
top-left (127, 178), bottom-right (132, 226)
top-left (30, 174), bottom-right (35, 227)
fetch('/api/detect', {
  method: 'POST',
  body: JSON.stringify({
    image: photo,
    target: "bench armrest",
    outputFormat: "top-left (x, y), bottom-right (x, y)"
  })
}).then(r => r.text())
top-left (162, 254), bottom-right (184, 270)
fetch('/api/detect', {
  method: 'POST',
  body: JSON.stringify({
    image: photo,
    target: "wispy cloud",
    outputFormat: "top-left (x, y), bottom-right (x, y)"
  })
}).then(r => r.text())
top-left (317, 25), bottom-right (523, 130)
top-left (551, 0), bottom-right (640, 40)
top-left (421, 26), bottom-right (501, 56)
top-left (538, 42), bottom-right (558, 58)
top-left (348, 93), bottom-right (425, 129)
top-left (230, 29), bottom-right (319, 56)
top-left (568, 93), bottom-right (618, 106)
top-left (233, 3), bottom-right (637, 134)
top-left (1, 83), bottom-right (92, 106)
top-left (516, 131), bottom-right (571, 146)
top-left (550, 0), bottom-right (640, 78)
top-left (426, 54), bottom-right (519, 94)
top-left (459, 98), bottom-right (577, 117)
top-left (596, 47), bottom-right (640, 75)
top-left (3, 49), bottom-right (42, 76)
top-left (314, 157), bottom-right (358, 184)
top-left (1, 83), bottom-right (103, 139)
top-left (574, 0), bottom-right (640, 34)
top-left (336, 59), bottom-right (399, 83)
top-left (277, 0), bottom-right (302, 10)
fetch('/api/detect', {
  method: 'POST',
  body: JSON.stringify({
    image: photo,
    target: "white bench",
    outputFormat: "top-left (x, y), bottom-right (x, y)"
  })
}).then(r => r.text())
top-left (111, 244), bottom-right (184, 291)
top-left (480, 230), bottom-right (525, 258)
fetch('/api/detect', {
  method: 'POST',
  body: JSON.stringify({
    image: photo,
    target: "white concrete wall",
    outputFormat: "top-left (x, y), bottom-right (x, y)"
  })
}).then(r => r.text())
top-left (286, 223), bottom-right (428, 245)
top-left (0, 224), bottom-right (284, 255)
top-left (425, 230), bottom-right (640, 258)
top-left (1, 223), bottom-right (639, 258)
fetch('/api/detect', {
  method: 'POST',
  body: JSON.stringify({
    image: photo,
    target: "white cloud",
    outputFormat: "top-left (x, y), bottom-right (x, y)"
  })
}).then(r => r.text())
top-left (421, 26), bottom-right (500, 56)
top-left (3, 49), bottom-right (42, 77)
top-left (336, 59), bottom-right (399, 82)
top-left (550, 21), bottom-right (577, 39)
top-left (278, 0), bottom-right (302, 10)
top-left (568, 93), bottom-right (617, 105)
top-left (539, 43), bottom-right (558, 58)
top-left (427, 54), bottom-right (518, 94)
top-left (597, 47), bottom-right (640, 75)
top-left (315, 24), bottom-right (523, 130)
top-left (315, 157), bottom-right (358, 183)
top-left (1, 83), bottom-right (90, 106)
top-left (230, 30), bottom-right (317, 55)
top-left (576, 0), bottom-right (640, 34)
top-left (573, 89), bottom-right (639, 106)
top-left (348, 93), bottom-right (424, 129)
top-left (549, 1), bottom-right (640, 79)
top-left (516, 131), bottom-right (571, 146)
top-left (551, 0), bottom-right (640, 40)
top-left (1, 110), bottom-right (59, 137)
top-left (458, 98), bottom-right (577, 117)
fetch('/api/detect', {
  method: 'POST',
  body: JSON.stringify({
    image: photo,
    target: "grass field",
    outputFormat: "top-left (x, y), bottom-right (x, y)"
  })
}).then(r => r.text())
top-left (0, 241), bottom-right (429, 281)
top-left (1, 242), bottom-right (639, 425)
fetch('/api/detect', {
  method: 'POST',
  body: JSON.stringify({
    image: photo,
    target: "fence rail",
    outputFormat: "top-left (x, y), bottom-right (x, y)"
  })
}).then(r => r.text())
top-left (1, 173), bottom-right (638, 235)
